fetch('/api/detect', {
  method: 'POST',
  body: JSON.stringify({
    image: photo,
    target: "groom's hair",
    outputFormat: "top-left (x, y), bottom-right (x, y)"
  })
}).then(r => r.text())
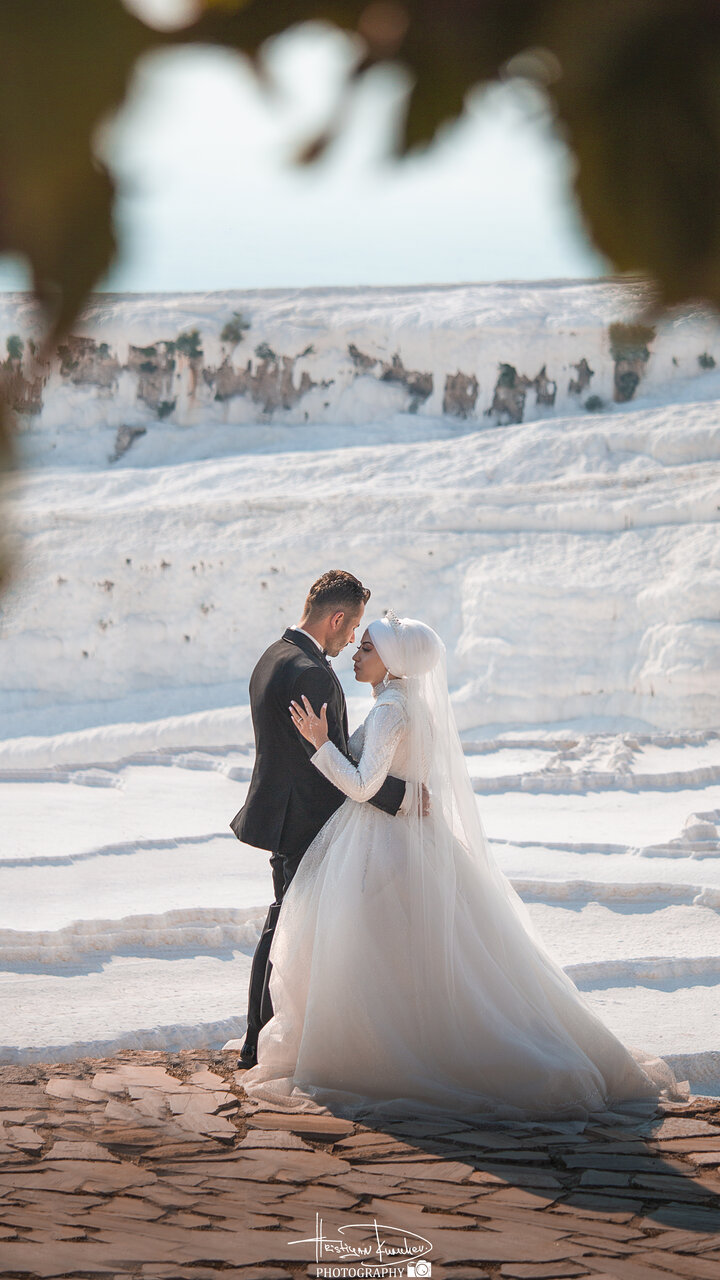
top-left (303, 570), bottom-right (370, 620)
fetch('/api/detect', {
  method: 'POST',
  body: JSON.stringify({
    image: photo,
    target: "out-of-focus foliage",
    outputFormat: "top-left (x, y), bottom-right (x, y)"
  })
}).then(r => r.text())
top-left (5, 0), bottom-right (717, 348)
top-left (187, 0), bottom-right (720, 316)
top-left (0, 0), bottom-right (719, 589)
top-left (543, 1), bottom-right (720, 315)
top-left (2, 0), bottom-right (719, 346)
top-left (0, 0), bottom-right (158, 587)
top-left (0, 0), bottom-right (159, 348)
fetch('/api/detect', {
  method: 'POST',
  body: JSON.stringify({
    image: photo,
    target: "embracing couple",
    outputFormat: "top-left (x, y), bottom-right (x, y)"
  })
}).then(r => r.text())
top-left (225, 569), bottom-right (681, 1122)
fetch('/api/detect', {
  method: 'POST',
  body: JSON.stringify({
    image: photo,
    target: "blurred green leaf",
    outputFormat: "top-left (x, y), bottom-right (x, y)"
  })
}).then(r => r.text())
top-left (0, 0), bottom-right (159, 346)
top-left (542, 0), bottom-right (720, 311)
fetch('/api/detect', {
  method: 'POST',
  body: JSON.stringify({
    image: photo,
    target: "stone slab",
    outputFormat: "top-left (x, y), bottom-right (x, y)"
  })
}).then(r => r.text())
top-left (2, 1052), bottom-right (719, 1280)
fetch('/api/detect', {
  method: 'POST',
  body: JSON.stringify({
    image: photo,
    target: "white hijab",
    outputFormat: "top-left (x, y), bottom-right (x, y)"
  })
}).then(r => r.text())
top-left (367, 612), bottom-right (444, 679)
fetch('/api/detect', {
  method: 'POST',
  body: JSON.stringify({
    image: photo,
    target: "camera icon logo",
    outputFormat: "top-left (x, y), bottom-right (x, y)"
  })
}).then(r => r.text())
top-left (407, 1263), bottom-right (432, 1277)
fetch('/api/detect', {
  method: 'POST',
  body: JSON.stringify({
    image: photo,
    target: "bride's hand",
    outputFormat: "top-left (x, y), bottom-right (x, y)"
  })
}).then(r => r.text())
top-left (289, 695), bottom-right (329, 749)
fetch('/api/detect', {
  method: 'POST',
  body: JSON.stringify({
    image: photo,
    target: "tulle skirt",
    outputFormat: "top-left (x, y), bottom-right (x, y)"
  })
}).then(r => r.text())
top-left (240, 798), bottom-right (685, 1123)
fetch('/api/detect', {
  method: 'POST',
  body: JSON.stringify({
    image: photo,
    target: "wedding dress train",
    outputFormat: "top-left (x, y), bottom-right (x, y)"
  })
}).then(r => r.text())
top-left (239, 618), bottom-right (683, 1123)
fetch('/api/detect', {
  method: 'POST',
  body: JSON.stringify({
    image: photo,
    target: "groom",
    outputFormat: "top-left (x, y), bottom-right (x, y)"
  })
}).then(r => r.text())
top-left (230, 569), bottom-right (412, 1068)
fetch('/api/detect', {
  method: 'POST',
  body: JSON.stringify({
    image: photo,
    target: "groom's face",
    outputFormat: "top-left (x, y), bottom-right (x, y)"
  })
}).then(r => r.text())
top-left (326, 605), bottom-right (364, 657)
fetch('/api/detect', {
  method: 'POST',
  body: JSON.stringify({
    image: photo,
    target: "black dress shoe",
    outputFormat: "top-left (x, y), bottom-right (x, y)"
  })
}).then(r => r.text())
top-left (237, 1042), bottom-right (257, 1069)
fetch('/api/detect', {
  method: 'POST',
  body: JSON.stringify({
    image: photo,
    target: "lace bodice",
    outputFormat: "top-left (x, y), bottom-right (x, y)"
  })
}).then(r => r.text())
top-left (345, 678), bottom-right (392, 759)
top-left (312, 680), bottom-right (419, 803)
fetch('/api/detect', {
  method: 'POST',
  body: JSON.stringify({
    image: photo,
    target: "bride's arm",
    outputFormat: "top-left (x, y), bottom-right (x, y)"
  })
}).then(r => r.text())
top-left (310, 701), bottom-right (406, 803)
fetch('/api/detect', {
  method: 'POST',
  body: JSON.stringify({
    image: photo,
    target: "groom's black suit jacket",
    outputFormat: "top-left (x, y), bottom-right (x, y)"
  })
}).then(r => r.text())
top-left (230, 628), bottom-right (406, 859)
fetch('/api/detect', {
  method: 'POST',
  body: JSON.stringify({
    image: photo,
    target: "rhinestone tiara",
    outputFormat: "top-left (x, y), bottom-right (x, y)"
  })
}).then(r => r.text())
top-left (384, 608), bottom-right (402, 634)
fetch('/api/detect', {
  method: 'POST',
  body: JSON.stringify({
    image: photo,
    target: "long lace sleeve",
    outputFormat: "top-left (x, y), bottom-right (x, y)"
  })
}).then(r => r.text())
top-left (311, 698), bottom-right (406, 802)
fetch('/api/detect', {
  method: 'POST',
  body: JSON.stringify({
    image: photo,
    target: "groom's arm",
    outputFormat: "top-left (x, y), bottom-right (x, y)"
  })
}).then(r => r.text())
top-left (369, 772), bottom-right (406, 816)
top-left (289, 669), bottom-right (407, 816)
top-left (289, 667), bottom-right (345, 758)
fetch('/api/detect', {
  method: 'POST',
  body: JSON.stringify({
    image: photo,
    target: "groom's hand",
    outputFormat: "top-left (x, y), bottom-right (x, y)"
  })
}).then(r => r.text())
top-left (399, 782), bottom-right (430, 818)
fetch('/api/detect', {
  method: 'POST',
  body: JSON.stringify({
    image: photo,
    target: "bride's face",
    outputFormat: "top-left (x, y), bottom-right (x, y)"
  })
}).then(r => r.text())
top-left (352, 630), bottom-right (388, 685)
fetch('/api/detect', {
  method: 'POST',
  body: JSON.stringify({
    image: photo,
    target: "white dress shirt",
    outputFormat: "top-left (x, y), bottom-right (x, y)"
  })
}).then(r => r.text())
top-left (291, 624), bottom-right (326, 655)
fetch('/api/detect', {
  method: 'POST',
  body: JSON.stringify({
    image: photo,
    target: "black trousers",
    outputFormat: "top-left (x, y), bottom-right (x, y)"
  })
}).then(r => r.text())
top-left (244, 847), bottom-right (304, 1046)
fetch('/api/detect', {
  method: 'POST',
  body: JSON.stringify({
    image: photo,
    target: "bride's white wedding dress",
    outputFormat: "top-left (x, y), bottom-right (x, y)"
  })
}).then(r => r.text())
top-left (240, 617), bottom-right (683, 1123)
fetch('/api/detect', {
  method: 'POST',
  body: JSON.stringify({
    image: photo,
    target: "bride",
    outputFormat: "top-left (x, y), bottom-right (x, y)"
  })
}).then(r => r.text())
top-left (239, 611), bottom-right (683, 1122)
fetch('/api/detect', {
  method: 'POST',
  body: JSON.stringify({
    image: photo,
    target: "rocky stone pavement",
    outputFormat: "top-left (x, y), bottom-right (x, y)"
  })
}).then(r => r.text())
top-left (0, 1049), bottom-right (718, 1279)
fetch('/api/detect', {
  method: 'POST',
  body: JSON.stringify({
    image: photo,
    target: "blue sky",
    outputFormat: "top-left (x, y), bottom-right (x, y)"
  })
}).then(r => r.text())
top-left (0, 16), bottom-right (608, 292)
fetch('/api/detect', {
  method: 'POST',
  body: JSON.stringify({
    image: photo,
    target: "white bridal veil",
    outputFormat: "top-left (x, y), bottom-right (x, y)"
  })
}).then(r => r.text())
top-left (366, 612), bottom-right (562, 998)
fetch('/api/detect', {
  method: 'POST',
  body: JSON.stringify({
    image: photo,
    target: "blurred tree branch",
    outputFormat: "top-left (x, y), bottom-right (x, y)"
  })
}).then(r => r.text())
top-left (1, 0), bottom-right (719, 587)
